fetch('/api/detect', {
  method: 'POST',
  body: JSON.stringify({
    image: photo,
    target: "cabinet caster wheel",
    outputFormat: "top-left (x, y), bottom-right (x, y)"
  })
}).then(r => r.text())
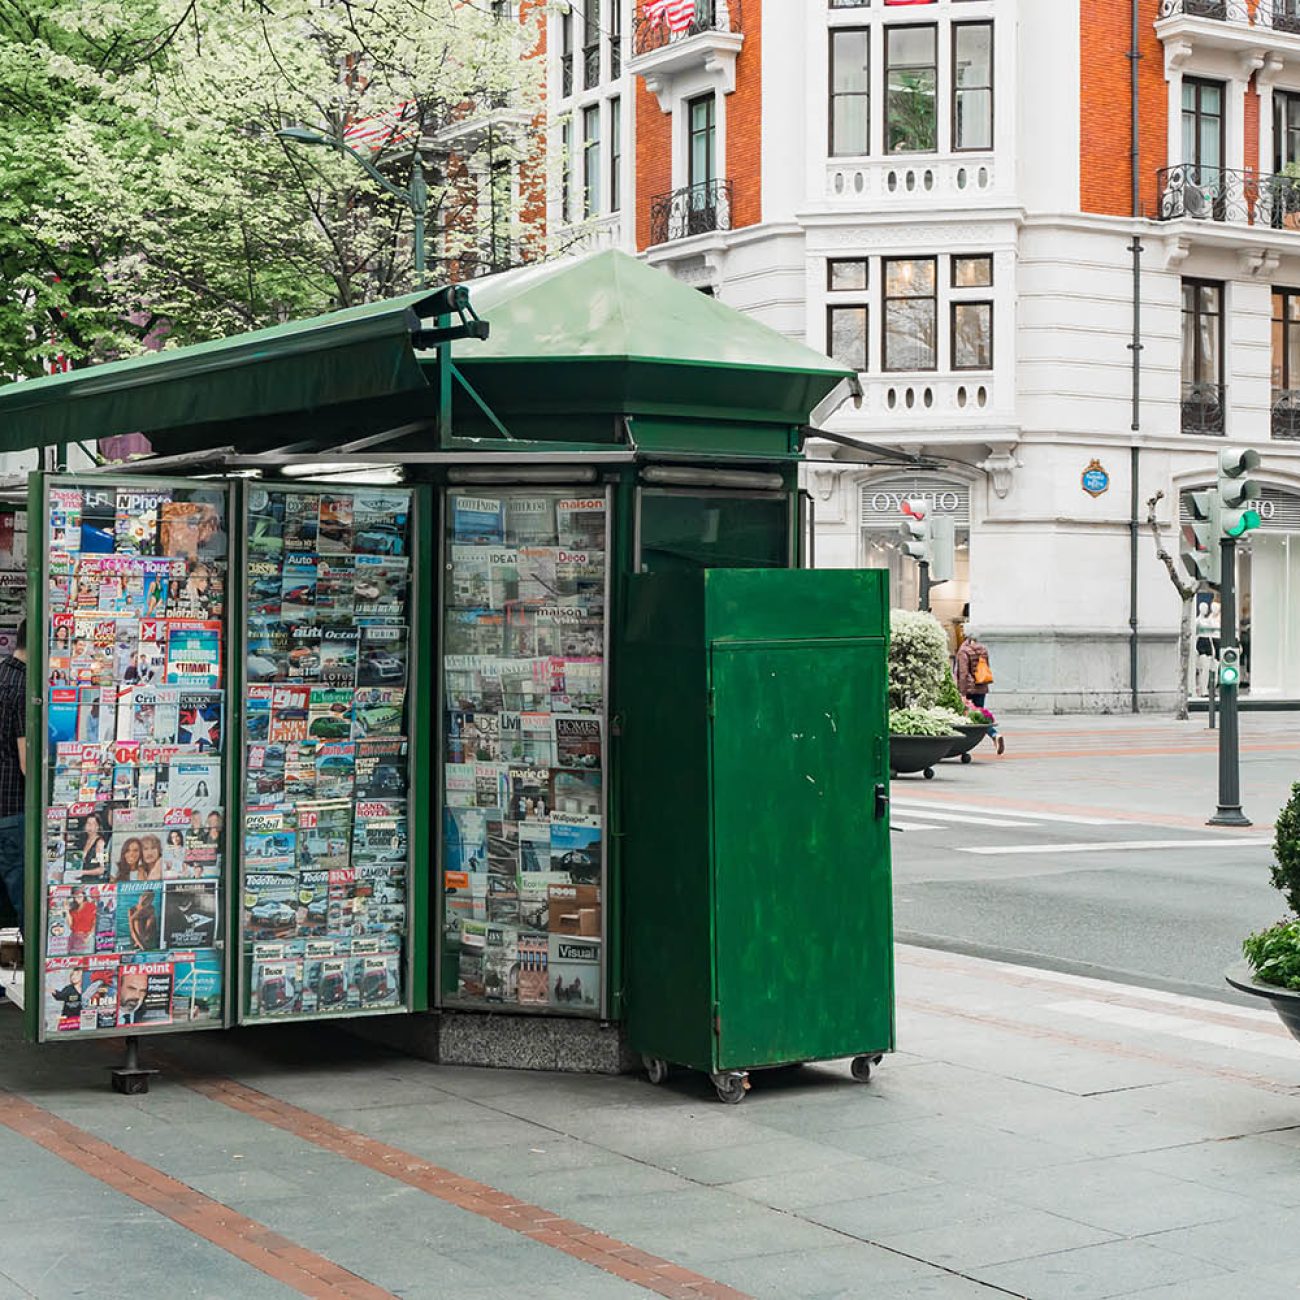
top-left (711, 1071), bottom-right (749, 1105)
top-left (850, 1055), bottom-right (875, 1083)
top-left (923, 767), bottom-right (935, 780)
top-left (960, 751), bottom-right (972, 764)
top-left (643, 1055), bottom-right (669, 1086)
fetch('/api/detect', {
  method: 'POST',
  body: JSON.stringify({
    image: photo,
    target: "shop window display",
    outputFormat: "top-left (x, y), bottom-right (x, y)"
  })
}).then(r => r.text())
top-left (238, 485), bottom-right (415, 1021)
top-left (39, 479), bottom-right (229, 1038)
top-left (442, 490), bottom-right (608, 1017)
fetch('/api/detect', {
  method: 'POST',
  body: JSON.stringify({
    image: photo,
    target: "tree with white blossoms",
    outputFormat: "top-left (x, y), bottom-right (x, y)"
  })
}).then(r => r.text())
top-left (0, 0), bottom-right (543, 377)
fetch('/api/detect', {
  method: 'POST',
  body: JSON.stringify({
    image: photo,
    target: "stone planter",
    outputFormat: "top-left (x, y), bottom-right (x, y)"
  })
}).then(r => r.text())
top-left (944, 723), bottom-right (991, 764)
top-left (1225, 963), bottom-right (1300, 1043)
top-left (889, 734), bottom-right (959, 781)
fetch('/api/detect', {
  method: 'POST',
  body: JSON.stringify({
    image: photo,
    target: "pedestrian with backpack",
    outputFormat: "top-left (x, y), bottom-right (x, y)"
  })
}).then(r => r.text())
top-left (956, 628), bottom-right (1005, 755)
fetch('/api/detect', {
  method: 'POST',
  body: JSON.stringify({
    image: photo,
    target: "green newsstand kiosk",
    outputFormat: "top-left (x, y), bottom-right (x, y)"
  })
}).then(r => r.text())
top-left (0, 251), bottom-right (894, 1101)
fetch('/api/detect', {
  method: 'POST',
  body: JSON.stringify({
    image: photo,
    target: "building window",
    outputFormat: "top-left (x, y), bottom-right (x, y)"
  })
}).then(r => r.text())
top-left (1276, 92), bottom-right (1300, 173)
top-left (583, 104), bottom-right (601, 219)
top-left (829, 259), bottom-right (869, 291)
top-left (1182, 77), bottom-right (1223, 174)
top-left (884, 257), bottom-right (937, 371)
top-left (828, 306), bottom-right (869, 373)
top-left (829, 30), bottom-right (870, 157)
top-left (561, 9), bottom-right (574, 98)
top-left (952, 255), bottom-right (992, 288)
top-left (1274, 290), bottom-right (1300, 437)
top-left (610, 0), bottom-right (622, 79)
top-left (584, 0), bottom-right (601, 90)
top-left (951, 302), bottom-right (992, 369)
top-left (488, 160), bottom-right (513, 271)
top-left (953, 23), bottom-right (992, 151)
top-left (610, 96), bottom-right (622, 214)
top-left (561, 119), bottom-right (572, 223)
top-left (886, 25), bottom-right (937, 154)
top-left (688, 93), bottom-right (716, 189)
top-left (1181, 278), bottom-right (1224, 435)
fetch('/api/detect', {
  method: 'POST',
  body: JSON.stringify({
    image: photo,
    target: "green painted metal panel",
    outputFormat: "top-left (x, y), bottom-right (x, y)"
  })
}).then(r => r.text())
top-left (0, 289), bottom-right (447, 453)
top-left (709, 640), bottom-right (892, 1070)
top-left (621, 567), bottom-right (893, 1076)
top-left (628, 418), bottom-right (797, 459)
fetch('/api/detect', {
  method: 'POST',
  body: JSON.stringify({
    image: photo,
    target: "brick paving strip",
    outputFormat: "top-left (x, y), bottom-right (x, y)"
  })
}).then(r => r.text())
top-left (172, 1068), bottom-right (751, 1300)
top-left (0, 1086), bottom-right (397, 1300)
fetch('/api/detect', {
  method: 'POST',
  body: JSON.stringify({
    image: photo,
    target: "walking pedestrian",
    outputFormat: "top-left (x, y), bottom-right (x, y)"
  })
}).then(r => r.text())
top-left (0, 619), bottom-right (27, 982)
top-left (956, 627), bottom-right (1005, 755)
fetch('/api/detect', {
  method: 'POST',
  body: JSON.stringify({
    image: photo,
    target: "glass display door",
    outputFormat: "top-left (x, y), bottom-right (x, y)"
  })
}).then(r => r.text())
top-left (440, 488), bottom-right (609, 1017)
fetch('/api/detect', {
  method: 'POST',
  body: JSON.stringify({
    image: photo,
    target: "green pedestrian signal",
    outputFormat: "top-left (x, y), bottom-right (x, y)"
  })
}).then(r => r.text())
top-left (1218, 646), bottom-right (1241, 687)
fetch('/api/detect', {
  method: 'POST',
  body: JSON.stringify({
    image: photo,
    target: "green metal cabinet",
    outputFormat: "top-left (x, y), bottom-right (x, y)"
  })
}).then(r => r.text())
top-left (619, 568), bottom-right (894, 1102)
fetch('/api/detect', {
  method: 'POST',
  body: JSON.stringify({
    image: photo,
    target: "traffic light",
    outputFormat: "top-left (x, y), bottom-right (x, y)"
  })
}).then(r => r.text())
top-left (1181, 490), bottom-right (1221, 586)
top-left (1219, 646), bottom-right (1241, 687)
top-left (899, 498), bottom-right (931, 564)
top-left (930, 516), bottom-right (956, 584)
top-left (1217, 447), bottom-right (1262, 539)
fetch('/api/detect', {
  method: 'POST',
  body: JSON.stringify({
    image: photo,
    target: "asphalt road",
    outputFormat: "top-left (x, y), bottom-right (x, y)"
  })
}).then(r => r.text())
top-left (891, 714), bottom-right (1298, 1003)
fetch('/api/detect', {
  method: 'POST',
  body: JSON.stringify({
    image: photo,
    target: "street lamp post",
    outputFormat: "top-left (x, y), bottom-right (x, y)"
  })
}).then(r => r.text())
top-left (277, 125), bottom-right (429, 288)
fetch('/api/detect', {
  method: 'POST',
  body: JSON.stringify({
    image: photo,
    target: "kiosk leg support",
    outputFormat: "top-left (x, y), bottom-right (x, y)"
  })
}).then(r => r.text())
top-left (110, 1036), bottom-right (158, 1095)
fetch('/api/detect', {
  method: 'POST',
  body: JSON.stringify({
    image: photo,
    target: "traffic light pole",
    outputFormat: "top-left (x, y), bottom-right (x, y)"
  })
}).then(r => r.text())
top-left (918, 560), bottom-right (931, 613)
top-left (1209, 537), bottom-right (1251, 827)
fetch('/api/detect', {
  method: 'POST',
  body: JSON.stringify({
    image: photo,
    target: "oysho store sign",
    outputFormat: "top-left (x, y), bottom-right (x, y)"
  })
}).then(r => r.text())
top-left (860, 477), bottom-right (971, 527)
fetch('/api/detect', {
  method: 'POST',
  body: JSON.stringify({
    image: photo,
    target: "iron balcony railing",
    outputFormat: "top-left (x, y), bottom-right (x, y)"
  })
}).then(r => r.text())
top-left (1182, 381), bottom-right (1226, 436)
top-left (649, 179), bottom-right (732, 244)
top-left (1155, 164), bottom-right (1300, 228)
top-left (1158, 0), bottom-right (1300, 29)
top-left (633, 0), bottom-right (741, 57)
top-left (1272, 388), bottom-right (1300, 439)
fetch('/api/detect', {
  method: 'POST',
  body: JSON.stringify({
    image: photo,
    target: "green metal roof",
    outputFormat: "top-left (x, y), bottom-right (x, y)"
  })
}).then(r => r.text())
top-left (0, 288), bottom-right (446, 455)
top-left (448, 251), bottom-right (852, 427)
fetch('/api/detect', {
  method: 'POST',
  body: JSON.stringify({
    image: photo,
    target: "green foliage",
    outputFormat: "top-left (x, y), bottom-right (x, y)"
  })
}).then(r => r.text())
top-left (1268, 781), bottom-right (1300, 916)
top-left (889, 707), bottom-right (958, 738)
top-left (936, 669), bottom-right (964, 714)
top-left (1243, 919), bottom-right (1300, 990)
top-left (888, 609), bottom-right (951, 711)
top-left (0, 0), bottom-right (543, 376)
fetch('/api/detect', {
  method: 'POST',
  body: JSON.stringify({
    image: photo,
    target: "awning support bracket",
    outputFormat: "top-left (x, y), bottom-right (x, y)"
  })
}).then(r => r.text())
top-left (450, 363), bottom-right (515, 442)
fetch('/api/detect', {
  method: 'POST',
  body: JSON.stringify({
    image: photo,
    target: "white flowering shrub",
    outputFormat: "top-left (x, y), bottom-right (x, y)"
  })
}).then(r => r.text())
top-left (889, 609), bottom-right (952, 710)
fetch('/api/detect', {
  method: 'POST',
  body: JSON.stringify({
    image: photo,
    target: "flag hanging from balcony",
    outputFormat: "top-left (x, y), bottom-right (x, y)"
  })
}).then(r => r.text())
top-left (644, 0), bottom-right (696, 33)
top-left (344, 99), bottom-right (418, 153)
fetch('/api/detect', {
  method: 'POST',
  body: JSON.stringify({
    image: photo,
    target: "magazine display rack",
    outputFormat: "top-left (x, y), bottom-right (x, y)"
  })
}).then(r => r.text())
top-left (33, 475), bottom-right (232, 1044)
top-left (237, 483), bottom-right (422, 1023)
top-left (439, 488), bottom-right (610, 1018)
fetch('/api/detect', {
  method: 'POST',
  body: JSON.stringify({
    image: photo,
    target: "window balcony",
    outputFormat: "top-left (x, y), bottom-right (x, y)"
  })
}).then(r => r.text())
top-left (1181, 380), bottom-right (1226, 436)
top-left (649, 179), bottom-right (732, 245)
top-left (628, 0), bottom-right (743, 110)
top-left (1158, 0), bottom-right (1300, 34)
top-left (1272, 387), bottom-right (1300, 438)
top-left (1155, 164), bottom-right (1300, 229)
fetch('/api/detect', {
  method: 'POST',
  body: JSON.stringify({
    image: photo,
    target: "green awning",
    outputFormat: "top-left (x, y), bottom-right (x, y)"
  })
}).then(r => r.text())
top-left (0, 288), bottom-right (453, 455)
top-left (447, 251), bottom-right (853, 428)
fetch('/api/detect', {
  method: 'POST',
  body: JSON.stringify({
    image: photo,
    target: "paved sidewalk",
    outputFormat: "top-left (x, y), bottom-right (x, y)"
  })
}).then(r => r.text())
top-left (3, 943), bottom-right (1300, 1298)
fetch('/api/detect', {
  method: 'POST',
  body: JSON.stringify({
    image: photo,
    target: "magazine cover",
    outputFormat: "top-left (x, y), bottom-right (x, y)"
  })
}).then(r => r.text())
top-left (456, 921), bottom-right (487, 999)
top-left (114, 488), bottom-right (171, 555)
top-left (166, 754), bottom-right (222, 813)
top-left (353, 555), bottom-right (408, 618)
top-left (177, 691), bottom-right (223, 751)
top-left (314, 953), bottom-right (352, 1013)
top-left (509, 767), bottom-right (551, 822)
top-left (295, 869), bottom-right (331, 938)
top-left (352, 801), bottom-right (407, 867)
top-left (319, 626), bottom-right (359, 687)
top-left (443, 761), bottom-right (476, 808)
top-left (45, 956), bottom-right (119, 1034)
top-left (247, 487), bottom-right (286, 558)
top-left (484, 924), bottom-right (518, 1002)
top-left (163, 880), bottom-right (220, 949)
top-left (46, 885), bottom-right (73, 956)
top-left (318, 493), bottom-right (354, 554)
top-left (243, 872), bottom-right (299, 939)
top-left (552, 769), bottom-right (603, 817)
top-left (79, 487), bottom-right (117, 554)
top-left (65, 803), bottom-right (113, 884)
top-left (247, 620), bottom-right (291, 683)
top-left (516, 931), bottom-right (549, 1006)
top-left (251, 944), bottom-right (303, 1017)
top-left (245, 739), bottom-right (286, 806)
top-left (247, 558), bottom-right (283, 617)
top-left (165, 620), bottom-right (222, 688)
top-left (115, 882), bottom-right (164, 951)
top-left (353, 490), bottom-right (410, 553)
top-left (517, 822), bottom-right (550, 876)
top-left (547, 936), bottom-right (600, 1011)
top-left (555, 549), bottom-right (606, 605)
top-left (445, 608), bottom-right (505, 657)
top-left (117, 959), bottom-right (174, 1026)
top-left (554, 716), bottom-right (602, 770)
top-left (159, 498), bottom-right (222, 561)
top-left (549, 813), bottom-right (603, 885)
top-left (450, 546), bottom-right (518, 609)
top-left (452, 495), bottom-right (505, 544)
top-left (518, 873), bottom-right (563, 932)
top-left (355, 952), bottom-right (401, 1008)
top-left (555, 498), bottom-right (606, 550)
top-left (243, 808), bottom-right (297, 871)
top-left (170, 949), bottom-right (222, 1022)
top-left (444, 806), bottom-right (489, 875)
top-left (354, 737), bottom-right (407, 799)
top-left (280, 552), bottom-right (318, 620)
top-left (505, 496), bottom-right (555, 547)
top-left (475, 762), bottom-right (509, 810)
top-left (487, 818), bottom-right (519, 877)
top-left (297, 800), bottom-right (353, 873)
top-left (50, 487), bottom-right (83, 551)
top-left (306, 686), bottom-right (353, 741)
top-left (268, 683), bottom-right (310, 743)
top-left (352, 687), bottom-right (404, 738)
top-left (316, 556), bottom-right (355, 622)
top-left (282, 492), bottom-right (320, 549)
top-left (314, 742), bottom-right (356, 800)
top-left (115, 686), bottom-right (181, 746)
top-left (547, 881), bottom-right (601, 938)
top-left (357, 624), bottom-right (407, 688)
top-left (287, 624), bottom-right (323, 682)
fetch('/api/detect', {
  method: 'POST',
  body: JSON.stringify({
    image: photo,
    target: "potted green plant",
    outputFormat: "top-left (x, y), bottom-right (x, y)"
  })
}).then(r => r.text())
top-left (1226, 783), bottom-right (1300, 1040)
top-left (887, 610), bottom-right (961, 779)
top-left (937, 672), bottom-right (991, 763)
top-left (888, 707), bottom-right (960, 780)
